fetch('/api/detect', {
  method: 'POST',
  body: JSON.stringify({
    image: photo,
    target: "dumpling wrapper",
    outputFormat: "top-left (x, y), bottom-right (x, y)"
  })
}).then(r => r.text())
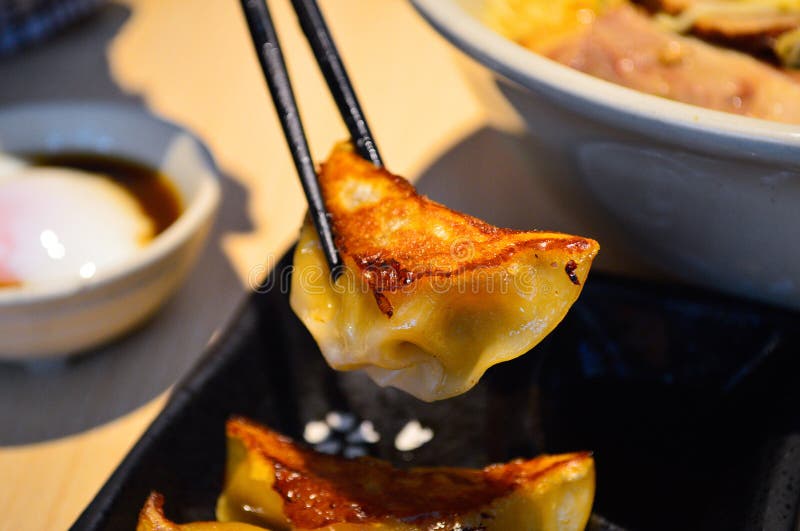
top-left (290, 144), bottom-right (599, 401)
top-left (137, 492), bottom-right (268, 531)
top-left (216, 417), bottom-right (595, 530)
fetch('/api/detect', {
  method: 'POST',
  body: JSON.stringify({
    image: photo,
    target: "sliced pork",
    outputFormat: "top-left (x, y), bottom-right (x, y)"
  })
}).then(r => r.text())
top-left (541, 4), bottom-right (800, 122)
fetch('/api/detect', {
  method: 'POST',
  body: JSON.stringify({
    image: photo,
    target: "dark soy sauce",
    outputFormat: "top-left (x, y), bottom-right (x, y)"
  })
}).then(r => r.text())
top-left (26, 153), bottom-right (183, 236)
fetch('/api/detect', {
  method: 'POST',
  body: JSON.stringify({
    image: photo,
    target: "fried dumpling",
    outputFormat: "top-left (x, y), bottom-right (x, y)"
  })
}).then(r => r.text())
top-left (216, 417), bottom-right (595, 531)
top-left (137, 492), bottom-right (267, 531)
top-left (290, 143), bottom-right (599, 401)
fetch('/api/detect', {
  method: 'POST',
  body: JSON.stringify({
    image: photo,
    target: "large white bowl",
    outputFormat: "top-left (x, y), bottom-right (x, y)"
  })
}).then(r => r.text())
top-left (0, 102), bottom-right (221, 359)
top-left (412, 0), bottom-right (800, 309)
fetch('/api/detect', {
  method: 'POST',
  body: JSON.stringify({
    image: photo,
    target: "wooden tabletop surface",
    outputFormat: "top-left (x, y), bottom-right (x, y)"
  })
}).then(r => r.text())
top-left (0, 1), bottom-right (640, 529)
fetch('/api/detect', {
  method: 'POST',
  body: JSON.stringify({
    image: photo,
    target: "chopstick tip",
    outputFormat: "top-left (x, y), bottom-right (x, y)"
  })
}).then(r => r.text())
top-left (330, 263), bottom-right (345, 282)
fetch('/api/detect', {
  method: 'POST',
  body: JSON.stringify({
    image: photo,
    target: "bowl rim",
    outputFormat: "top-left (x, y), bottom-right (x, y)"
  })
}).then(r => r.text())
top-left (0, 101), bottom-right (221, 307)
top-left (410, 0), bottom-right (800, 163)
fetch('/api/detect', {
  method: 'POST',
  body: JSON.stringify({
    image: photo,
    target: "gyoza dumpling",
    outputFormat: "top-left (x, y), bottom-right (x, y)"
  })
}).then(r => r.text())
top-left (137, 492), bottom-right (266, 531)
top-left (216, 417), bottom-right (595, 530)
top-left (291, 143), bottom-right (599, 401)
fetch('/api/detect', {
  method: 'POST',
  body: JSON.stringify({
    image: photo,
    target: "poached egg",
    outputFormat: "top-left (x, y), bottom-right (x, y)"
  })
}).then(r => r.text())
top-left (0, 154), bottom-right (155, 290)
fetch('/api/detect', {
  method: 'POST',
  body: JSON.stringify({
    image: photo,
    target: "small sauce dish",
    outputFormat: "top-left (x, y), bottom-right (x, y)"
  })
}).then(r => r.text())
top-left (0, 102), bottom-right (221, 359)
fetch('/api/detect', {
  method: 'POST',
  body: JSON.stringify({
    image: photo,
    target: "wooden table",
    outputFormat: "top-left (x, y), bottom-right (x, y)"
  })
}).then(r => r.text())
top-left (0, 2), bottom-right (489, 529)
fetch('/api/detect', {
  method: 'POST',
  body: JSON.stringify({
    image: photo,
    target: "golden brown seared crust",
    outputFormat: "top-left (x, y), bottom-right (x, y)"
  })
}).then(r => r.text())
top-left (138, 492), bottom-right (268, 531)
top-left (139, 493), bottom-right (177, 531)
top-left (227, 417), bottom-right (592, 530)
top-left (319, 144), bottom-right (599, 295)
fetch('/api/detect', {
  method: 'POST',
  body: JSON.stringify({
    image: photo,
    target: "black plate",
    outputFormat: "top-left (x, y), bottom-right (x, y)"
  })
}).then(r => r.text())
top-left (72, 253), bottom-right (800, 531)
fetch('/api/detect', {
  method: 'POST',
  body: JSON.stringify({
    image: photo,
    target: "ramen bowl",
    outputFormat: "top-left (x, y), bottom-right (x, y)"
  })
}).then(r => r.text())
top-left (0, 102), bottom-right (220, 359)
top-left (412, 0), bottom-right (800, 310)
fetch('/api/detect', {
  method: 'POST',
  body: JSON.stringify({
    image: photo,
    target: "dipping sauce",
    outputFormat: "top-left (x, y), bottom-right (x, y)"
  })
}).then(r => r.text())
top-left (0, 153), bottom-right (181, 289)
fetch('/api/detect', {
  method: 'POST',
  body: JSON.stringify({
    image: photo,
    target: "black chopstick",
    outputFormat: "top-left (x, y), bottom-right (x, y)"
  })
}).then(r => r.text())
top-left (240, 0), bottom-right (342, 279)
top-left (290, 0), bottom-right (383, 167)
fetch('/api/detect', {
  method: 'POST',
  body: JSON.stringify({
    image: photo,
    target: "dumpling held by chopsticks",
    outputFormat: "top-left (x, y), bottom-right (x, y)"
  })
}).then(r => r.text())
top-left (290, 143), bottom-right (599, 401)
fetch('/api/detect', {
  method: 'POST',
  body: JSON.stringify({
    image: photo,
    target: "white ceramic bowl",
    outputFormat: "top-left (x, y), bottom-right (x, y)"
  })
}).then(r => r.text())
top-left (412, 0), bottom-right (800, 309)
top-left (0, 102), bottom-right (220, 359)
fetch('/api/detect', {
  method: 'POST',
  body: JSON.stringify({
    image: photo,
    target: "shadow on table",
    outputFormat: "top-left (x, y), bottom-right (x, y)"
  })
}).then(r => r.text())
top-left (0, 3), bottom-right (253, 446)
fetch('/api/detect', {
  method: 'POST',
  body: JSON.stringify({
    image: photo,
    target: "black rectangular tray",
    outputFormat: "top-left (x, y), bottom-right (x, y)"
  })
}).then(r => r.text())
top-left (72, 253), bottom-right (800, 531)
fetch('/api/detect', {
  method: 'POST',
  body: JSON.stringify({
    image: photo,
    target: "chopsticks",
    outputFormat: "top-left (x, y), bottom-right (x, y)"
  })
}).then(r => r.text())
top-left (240, 0), bottom-right (382, 280)
top-left (290, 0), bottom-right (382, 167)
